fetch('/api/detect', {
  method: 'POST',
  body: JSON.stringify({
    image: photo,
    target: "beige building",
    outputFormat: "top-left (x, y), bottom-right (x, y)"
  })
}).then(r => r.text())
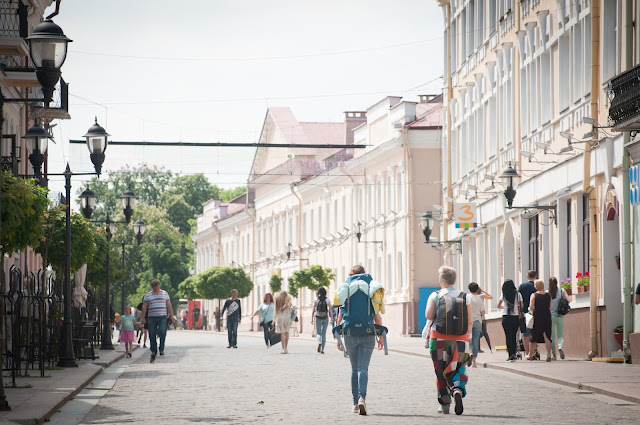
top-left (436, 0), bottom-right (640, 359)
top-left (193, 96), bottom-right (443, 336)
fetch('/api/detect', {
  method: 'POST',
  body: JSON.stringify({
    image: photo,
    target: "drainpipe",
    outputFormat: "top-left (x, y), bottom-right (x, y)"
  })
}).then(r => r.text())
top-left (212, 222), bottom-right (222, 330)
top-left (245, 204), bottom-right (256, 332)
top-left (622, 0), bottom-right (633, 362)
top-left (401, 128), bottom-right (417, 334)
top-left (586, 0), bottom-right (600, 359)
top-left (438, 0), bottom-right (453, 244)
top-left (290, 183), bottom-right (304, 333)
top-left (338, 162), bottom-right (355, 267)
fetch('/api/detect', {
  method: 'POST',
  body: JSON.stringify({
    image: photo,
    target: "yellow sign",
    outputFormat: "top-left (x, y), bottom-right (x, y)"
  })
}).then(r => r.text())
top-left (454, 203), bottom-right (478, 228)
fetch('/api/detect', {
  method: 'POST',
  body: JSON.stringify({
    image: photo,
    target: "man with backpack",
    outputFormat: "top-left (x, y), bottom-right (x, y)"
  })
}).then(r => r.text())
top-left (425, 265), bottom-right (473, 415)
top-left (335, 265), bottom-right (385, 416)
top-left (311, 287), bottom-right (334, 354)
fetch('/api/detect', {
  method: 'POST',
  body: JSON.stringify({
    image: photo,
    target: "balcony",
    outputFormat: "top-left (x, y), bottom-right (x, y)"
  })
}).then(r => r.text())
top-left (0, 0), bottom-right (28, 56)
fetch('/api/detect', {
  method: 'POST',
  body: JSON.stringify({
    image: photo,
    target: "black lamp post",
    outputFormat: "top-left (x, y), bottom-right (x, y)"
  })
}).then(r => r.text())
top-left (419, 212), bottom-right (462, 253)
top-left (121, 189), bottom-right (137, 224)
top-left (79, 188), bottom-right (97, 220)
top-left (22, 120), bottom-right (51, 183)
top-left (499, 162), bottom-right (557, 224)
top-left (120, 219), bottom-right (146, 315)
top-left (83, 118), bottom-right (109, 176)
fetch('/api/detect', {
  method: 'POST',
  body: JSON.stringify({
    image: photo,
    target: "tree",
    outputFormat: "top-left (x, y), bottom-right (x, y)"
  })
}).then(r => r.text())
top-left (269, 274), bottom-right (283, 293)
top-left (221, 186), bottom-right (246, 202)
top-left (287, 265), bottom-right (335, 298)
top-left (196, 267), bottom-right (253, 300)
top-left (177, 275), bottom-right (199, 300)
top-left (85, 225), bottom-right (123, 289)
top-left (35, 205), bottom-right (97, 276)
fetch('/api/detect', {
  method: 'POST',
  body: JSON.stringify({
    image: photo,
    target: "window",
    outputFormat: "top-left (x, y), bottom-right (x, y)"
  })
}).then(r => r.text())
top-left (468, 1), bottom-right (475, 56)
top-left (476, 0), bottom-right (484, 46)
top-left (566, 200), bottom-right (572, 280)
top-left (602, 0), bottom-right (619, 82)
top-left (489, 0), bottom-right (497, 33)
top-left (558, 34), bottom-right (570, 110)
top-left (451, 20), bottom-right (458, 70)
top-left (582, 194), bottom-right (590, 272)
top-left (528, 216), bottom-right (539, 272)
top-left (488, 97), bottom-right (497, 157)
top-left (461, 11), bottom-right (467, 60)
top-left (540, 51), bottom-right (552, 123)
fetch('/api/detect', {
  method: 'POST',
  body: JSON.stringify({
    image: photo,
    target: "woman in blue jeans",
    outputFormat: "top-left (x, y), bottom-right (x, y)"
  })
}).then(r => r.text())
top-left (251, 293), bottom-right (275, 347)
top-left (311, 287), bottom-right (334, 354)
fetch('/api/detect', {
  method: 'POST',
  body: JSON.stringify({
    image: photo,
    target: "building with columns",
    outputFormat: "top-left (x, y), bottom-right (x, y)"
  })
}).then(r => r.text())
top-left (436, 0), bottom-right (640, 359)
top-left (193, 95), bottom-right (443, 336)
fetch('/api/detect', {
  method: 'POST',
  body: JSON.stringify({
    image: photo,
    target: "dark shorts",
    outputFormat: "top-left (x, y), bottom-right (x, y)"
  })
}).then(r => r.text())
top-left (144, 323), bottom-right (148, 330)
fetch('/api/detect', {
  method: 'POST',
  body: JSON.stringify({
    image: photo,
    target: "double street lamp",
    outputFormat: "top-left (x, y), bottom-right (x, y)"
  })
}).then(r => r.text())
top-left (80, 188), bottom-right (144, 350)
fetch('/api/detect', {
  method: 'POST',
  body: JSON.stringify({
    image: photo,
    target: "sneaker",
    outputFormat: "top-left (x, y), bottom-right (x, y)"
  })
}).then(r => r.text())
top-left (472, 358), bottom-right (477, 368)
top-left (321, 350), bottom-right (325, 354)
top-left (478, 348), bottom-right (484, 353)
top-left (552, 355), bottom-right (557, 361)
top-left (233, 345), bottom-right (238, 349)
top-left (437, 404), bottom-right (450, 414)
top-left (227, 346), bottom-right (232, 348)
top-left (453, 389), bottom-right (463, 415)
top-left (150, 354), bottom-right (156, 363)
top-left (159, 351), bottom-right (164, 356)
top-left (559, 348), bottom-right (565, 359)
top-left (358, 397), bottom-right (367, 416)
top-left (281, 349), bottom-right (285, 354)
top-left (283, 348), bottom-right (288, 354)
top-left (352, 405), bottom-right (359, 414)
top-left (143, 344), bottom-right (146, 348)
top-left (317, 344), bottom-right (321, 353)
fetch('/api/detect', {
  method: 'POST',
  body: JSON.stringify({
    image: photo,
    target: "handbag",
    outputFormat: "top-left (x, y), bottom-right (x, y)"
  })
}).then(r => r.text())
top-left (525, 312), bottom-right (535, 329)
top-left (290, 308), bottom-right (299, 322)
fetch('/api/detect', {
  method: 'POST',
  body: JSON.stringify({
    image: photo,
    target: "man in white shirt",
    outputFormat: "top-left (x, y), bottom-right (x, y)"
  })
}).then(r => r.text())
top-left (468, 282), bottom-right (492, 368)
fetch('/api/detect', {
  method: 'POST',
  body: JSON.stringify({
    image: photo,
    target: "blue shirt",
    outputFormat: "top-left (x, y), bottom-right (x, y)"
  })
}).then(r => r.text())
top-left (519, 281), bottom-right (536, 313)
top-left (258, 302), bottom-right (274, 322)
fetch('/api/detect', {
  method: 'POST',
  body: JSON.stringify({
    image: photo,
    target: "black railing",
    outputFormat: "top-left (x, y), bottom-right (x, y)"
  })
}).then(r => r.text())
top-left (0, 0), bottom-right (27, 38)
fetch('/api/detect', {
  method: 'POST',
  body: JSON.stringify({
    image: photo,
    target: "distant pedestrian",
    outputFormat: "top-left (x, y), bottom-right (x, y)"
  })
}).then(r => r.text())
top-left (221, 289), bottom-right (241, 348)
top-left (518, 270), bottom-right (538, 358)
top-left (114, 311), bottom-right (121, 331)
top-left (549, 277), bottom-right (567, 360)
top-left (120, 305), bottom-right (136, 358)
top-left (497, 280), bottom-right (523, 362)
top-left (274, 291), bottom-right (294, 354)
top-left (202, 311), bottom-right (208, 330)
top-left (135, 299), bottom-right (148, 347)
top-left (193, 306), bottom-right (201, 329)
top-left (251, 293), bottom-right (275, 348)
top-left (467, 282), bottom-right (492, 367)
top-left (182, 313), bottom-right (188, 330)
top-left (311, 287), bottom-right (334, 354)
top-left (635, 282), bottom-right (640, 305)
top-left (425, 266), bottom-right (472, 415)
top-left (141, 279), bottom-right (175, 363)
top-left (529, 279), bottom-right (553, 362)
top-left (214, 306), bottom-right (221, 331)
top-left (336, 265), bottom-right (385, 416)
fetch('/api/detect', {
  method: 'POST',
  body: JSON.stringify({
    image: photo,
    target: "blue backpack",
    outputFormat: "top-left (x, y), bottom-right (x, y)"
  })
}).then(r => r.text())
top-left (340, 274), bottom-right (376, 336)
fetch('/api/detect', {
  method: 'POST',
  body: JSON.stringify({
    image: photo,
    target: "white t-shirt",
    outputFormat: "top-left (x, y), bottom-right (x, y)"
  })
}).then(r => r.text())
top-left (427, 288), bottom-right (471, 332)
top-left (500, 292), bottom-right (523, 316)
top-left (469, 294), bottom-right (485, 322)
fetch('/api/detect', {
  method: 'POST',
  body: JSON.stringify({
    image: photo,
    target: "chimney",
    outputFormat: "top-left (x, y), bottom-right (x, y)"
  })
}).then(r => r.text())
top-left (418, 94), bottom-right (441, 103)
top-left (344, 111), bottom-right (366, 145)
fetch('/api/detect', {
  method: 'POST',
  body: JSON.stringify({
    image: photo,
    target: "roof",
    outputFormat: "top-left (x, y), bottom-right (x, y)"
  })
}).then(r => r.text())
top-left (407, 95), bottom-right (443, 128)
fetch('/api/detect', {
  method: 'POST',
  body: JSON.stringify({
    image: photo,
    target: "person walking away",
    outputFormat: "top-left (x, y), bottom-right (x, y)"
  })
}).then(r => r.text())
top-left (497, 280), bottom-right (523, 362)
top-left (274, 291), bottom-right (294, 354)
top-left (549, 277), bottom-right (567, 360)
top-left (182, 313), bottom-right (188, 330)
top-left (529, 280), bottom-right (553, 362)
top-left (120, 305), bottom-right (136, 358)
top-left (251, 293), bottom-right (275, 348)
top-left (311, 287), bottom-right (334, 354)
top-left (214, 306), bottom-right (221, 331)
top-left (467, 283), bottom-right (492, 367)
top-left (135, 299), bottom-right (148, 347)
top-left (518, 270), bottom-right (538, 358)
top-left (201, 311), bottom-right (208, 330)
top-left (114, 312), bottom-right (121, 331)
top-left (425, 266), bottom-right (472, 415)
top-left (336, 265), bottom-right (385, 416)
top-left (141, 279), bottom-right (174, 363)
top-left (221, 289), bottom-right (241, 348)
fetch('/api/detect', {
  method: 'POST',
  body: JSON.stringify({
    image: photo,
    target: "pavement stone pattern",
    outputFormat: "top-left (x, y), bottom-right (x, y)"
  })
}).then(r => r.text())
top-left (75, 331), bottom-right (640, 425)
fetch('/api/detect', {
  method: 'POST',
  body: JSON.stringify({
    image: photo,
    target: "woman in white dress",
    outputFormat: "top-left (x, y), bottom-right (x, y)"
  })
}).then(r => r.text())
top-left (274, 291), bottom-right (294, 354)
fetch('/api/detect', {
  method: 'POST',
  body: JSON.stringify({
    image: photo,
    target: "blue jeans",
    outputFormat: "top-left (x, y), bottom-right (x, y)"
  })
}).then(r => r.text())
top-left (147, 316), bottom-right (167, 355)
top-left (471, 320), bottom-right (482, 358)
top-left (315, 317), bottom-right (329, 350)
top-left (344, 335), bottom-right (375, 404)
top-left (227, 316), bottom-right (239, 346)
top-left (262, 321), bottom-right (272, 346)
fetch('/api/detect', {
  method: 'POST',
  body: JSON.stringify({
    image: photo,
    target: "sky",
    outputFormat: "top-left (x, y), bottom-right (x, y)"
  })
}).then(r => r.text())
top-left (44, 0), bottom-right (445, 199)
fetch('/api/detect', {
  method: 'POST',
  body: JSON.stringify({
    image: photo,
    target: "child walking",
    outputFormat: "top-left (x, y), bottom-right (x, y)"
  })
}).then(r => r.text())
top-left (120, 306), bottom-right (136, 358)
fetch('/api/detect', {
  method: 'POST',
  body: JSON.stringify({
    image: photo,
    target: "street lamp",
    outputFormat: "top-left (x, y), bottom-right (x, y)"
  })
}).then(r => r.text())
top-left (499, 162), bottom-right (557, 224)
top-left (121, 189), bottom-right (137, 224)
top-left (22, 119), bottom-right (51, 182)
top-left (120, 219), bottom-right (146, 314)
top-left (133, 219), bottom-right (146, 245)
top-left (79, 188), bottom-right (97, 220)
top-left (83, 118), bottom-right (109, 176)
top-left (419, 212), bottom-right (462, 253)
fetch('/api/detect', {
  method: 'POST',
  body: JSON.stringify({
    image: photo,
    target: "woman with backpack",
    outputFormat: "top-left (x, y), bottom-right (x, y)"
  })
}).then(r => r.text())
top-left (311, 287), bottom-right (334, 354)
top-left (425, 265), bottom-right (472, 415)
top-left (274, 291), bottom-right (294, 354)
top-left (549, 277), bottom-right (568, 360)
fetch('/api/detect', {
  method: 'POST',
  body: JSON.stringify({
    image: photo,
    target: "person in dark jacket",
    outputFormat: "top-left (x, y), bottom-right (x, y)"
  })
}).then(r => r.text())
top-left (221, 289), bottom-right (241, 348)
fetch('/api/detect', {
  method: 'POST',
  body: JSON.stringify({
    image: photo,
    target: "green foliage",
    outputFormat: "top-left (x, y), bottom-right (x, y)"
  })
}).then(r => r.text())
top-left (287, 265), bottom-right (335, 298)
top-left (220, 186), bottom-right (246, 202)
top-left (196, 267), bottom-right (253, 300)
top-left (0, 172), bottom-right (49, 254)
top-left (269, 274), bottom-right (283, 293)
top-left (177, 275), bottom-right (200, 300)
top-left (35, 205), bottom-right (97, 275)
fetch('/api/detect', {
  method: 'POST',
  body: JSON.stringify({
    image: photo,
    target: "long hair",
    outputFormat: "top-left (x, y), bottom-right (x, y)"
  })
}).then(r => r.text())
top-left (317, 287), bottom-right (327, 300)
top-left (549, 277), bottom-right (558, 299)
top-left (275, 291), bottom-right (291, 313)
top-left (502, 279), bottom-right (517, 308)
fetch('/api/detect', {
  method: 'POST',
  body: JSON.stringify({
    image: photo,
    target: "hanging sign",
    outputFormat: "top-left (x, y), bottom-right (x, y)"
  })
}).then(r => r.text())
top-left (454, 203), bottom-right (478, 228)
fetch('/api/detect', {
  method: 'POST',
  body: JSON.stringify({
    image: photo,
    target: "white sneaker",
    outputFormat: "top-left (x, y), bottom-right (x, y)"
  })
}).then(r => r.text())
top-left (437, 404), bottom-right (450, 414)
top-left (281, 349), bottom-right (285, 354)
top-left (352, 405), bottom-right (359, 414)
top-left (284, 348), bottom-right (288, 354)
top-left (358, 397), bottom-right (367, 415)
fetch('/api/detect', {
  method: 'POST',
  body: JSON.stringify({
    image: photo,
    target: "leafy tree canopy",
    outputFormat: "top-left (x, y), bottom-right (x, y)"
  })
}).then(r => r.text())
top-left (269, 274), bottom-right (283, 293)
top-left (0, 172), bottom-right (49, 254)
top-left (196, 267), bottom-right (253, 300)
top-left (287, 265), bottom-right (335, 298)
top-left (177, 275), bottom-right (199, 300)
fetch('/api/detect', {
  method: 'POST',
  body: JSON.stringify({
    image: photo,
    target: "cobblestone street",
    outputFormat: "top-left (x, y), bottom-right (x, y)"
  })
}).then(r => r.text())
top-left (53, 331), bottom-right (640, 425)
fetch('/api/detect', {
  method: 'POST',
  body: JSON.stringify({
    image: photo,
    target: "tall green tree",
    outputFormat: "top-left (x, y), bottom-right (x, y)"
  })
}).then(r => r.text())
top-left (196, 267), bottom-right (253, 300)
top-left (177, 275), bottom-right (200, 300)
top-left (160, 174), bottom-right (217, 234)
top-left (287, 265), bottom-right (335, 298)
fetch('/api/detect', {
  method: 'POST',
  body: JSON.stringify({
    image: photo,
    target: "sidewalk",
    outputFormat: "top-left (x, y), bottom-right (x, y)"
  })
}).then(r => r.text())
top-left (0, 341), bottom-right (129, 425)
top-left (239, 329), bottom-right (640, 405)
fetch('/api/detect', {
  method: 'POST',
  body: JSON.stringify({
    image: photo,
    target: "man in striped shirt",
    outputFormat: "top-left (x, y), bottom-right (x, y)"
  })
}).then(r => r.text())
top-left (141, 279), bottom-right (174, 362)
